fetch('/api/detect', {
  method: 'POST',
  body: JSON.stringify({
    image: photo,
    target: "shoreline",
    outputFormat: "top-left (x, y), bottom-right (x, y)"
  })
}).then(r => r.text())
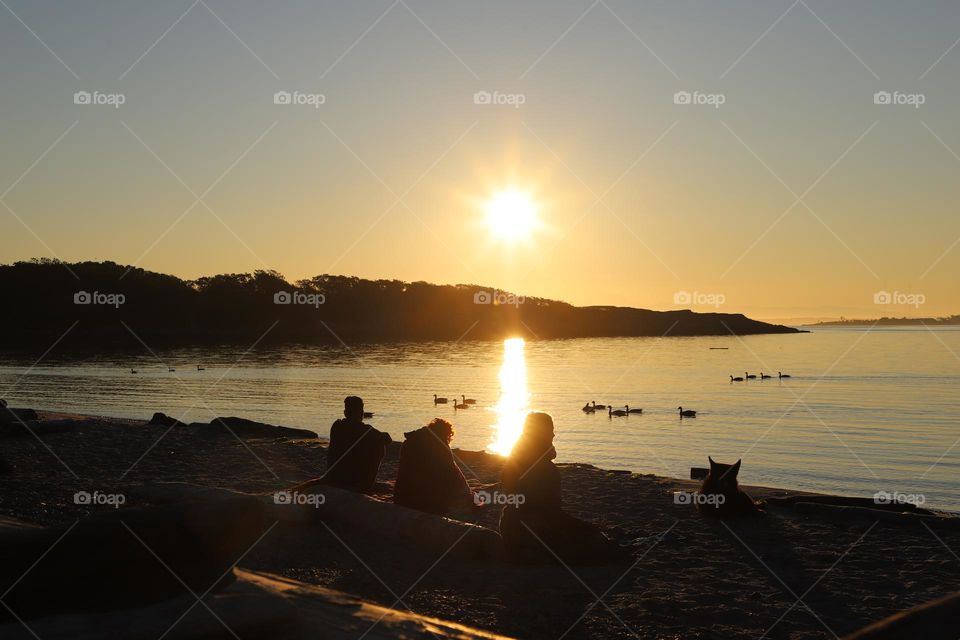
top-left (11, 408), bottom-right (959, 517)
top-left (3, 409), bottom-right (960, 638)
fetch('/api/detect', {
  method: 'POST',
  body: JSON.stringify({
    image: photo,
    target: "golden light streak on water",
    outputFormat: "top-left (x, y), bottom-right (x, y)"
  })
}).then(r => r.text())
top-left (489, 337), bottom-right (529, 455)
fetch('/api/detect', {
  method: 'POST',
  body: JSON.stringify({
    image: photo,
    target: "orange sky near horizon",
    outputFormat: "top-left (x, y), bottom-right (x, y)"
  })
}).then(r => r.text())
top-left (2, 2), bottom-right (959, 321)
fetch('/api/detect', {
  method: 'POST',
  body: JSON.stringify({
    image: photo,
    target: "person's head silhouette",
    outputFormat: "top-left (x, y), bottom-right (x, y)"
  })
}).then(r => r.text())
top-left (426, 417), bottom-right (455, 444)
top-left (343, 396), bottom-right (364, 422)
top-left (511, 411), bottom-right (557, 464)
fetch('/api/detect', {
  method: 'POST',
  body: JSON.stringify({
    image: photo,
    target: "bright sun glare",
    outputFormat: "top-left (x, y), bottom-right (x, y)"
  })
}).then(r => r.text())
top-left (489, 337), bottom-right (530, 456)
top-left (484, 189), bottom-right (539, 243)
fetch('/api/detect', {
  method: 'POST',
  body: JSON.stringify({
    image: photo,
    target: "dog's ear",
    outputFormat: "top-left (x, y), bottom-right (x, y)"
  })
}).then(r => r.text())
top-left (731, 459), bottom-right (742, 477)
top-left (708, 456), bottom-right (715, 468)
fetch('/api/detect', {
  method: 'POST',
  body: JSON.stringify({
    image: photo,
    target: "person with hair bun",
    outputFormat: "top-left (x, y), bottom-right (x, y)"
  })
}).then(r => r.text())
top-left (394, 417), bottom-right (474, 516)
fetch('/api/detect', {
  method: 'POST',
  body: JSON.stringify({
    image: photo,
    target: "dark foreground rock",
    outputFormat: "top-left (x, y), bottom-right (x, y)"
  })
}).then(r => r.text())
top-left (147, 411), bottom-right (187, 427)
top-left (147, 412), bottom-right (318, 439)
top-left (194, 416), bottom-right (318, 440)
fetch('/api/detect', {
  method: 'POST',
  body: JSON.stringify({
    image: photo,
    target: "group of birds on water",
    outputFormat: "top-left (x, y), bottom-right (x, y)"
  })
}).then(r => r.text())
top-left (729, 371), bottom-right (790, 382)
top-left (582, 371), bottom-right (793, 419)
top-left (434, 394), bottom-right (477, 410)
top-left (123, 364), bottom-right (794, 425)
top-left (581, 401), bottom-right (646, 417)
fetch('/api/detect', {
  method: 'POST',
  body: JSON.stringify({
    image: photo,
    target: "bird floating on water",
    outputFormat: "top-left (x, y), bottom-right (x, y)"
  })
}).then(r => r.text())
top-left (778, 371), bottom-right (791, 379)
top-left (609, 407), bottom-right (627, 417)
top-left (461, 395), bottom-right (477, 405)
top-left (730, 375), bottom-right (744, 382)
top-left (626, 405), bottom-right (642, 414)
top-left (433, 394), bottom-right (448, 404)
top-left (678, 406), bottom-right (697, 417)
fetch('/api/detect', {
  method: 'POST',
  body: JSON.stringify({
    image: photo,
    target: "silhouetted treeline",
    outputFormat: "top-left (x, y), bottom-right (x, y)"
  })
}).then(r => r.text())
top-left (0, 259), bottom-right (801, 349)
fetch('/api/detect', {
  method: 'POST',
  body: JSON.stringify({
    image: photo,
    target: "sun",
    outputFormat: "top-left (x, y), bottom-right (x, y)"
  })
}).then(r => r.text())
top-left (484, 189), bottom-right (539, 243)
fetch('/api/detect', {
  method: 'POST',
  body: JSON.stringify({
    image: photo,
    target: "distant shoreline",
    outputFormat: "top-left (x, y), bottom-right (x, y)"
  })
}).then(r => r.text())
top-left (804, 316), bottom-right (960, 327)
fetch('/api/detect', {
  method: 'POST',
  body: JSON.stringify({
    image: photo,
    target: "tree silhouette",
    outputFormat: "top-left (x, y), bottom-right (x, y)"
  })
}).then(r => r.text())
top-left (0, 260), bottom-right (800, 349)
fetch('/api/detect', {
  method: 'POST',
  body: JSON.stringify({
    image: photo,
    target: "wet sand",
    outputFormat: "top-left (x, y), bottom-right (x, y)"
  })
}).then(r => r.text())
top-left (1, 411), bottom-right (958, 639)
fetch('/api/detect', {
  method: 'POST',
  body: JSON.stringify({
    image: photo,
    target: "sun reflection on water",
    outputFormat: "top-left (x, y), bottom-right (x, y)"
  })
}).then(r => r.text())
top-left (489, 337), bottom-right (529, 455)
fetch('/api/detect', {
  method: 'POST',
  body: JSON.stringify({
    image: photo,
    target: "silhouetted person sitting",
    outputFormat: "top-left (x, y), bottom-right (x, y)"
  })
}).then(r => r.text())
top-left (394, 418), bottom-right (474, 516)
top-left (500, 412), bottom-right (627, 565)
top-left (321, 396), bottom-right (391, 493)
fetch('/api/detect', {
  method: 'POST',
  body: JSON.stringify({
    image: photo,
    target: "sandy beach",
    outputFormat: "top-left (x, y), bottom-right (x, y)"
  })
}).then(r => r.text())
top-left (2, 411), bottom-right (958, 639)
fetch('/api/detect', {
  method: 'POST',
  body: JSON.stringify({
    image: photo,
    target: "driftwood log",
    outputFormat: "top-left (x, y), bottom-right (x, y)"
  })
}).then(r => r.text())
top-left (0, 568), bottom-right (514, 640)
top-left (0, 496), bottom-right (269, 622)
top-left (282, 481), bottom-right (503, 562)
top-left (132, 481), bottom-right (504, 562)
top-left (769, 501), bottom-right (960, 530)
top-left (765, 494), bottom-right (930, 514)
top-left (843, 590), bottom-right (960, 639)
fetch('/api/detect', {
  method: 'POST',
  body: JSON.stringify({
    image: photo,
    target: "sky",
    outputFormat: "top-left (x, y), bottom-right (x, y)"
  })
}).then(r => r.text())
top-left (1, 0), bottom-right (959, 321)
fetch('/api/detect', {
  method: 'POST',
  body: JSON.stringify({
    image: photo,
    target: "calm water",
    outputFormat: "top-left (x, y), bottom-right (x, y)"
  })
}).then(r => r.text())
top-left (2, 327), bottom-right (958, 510)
